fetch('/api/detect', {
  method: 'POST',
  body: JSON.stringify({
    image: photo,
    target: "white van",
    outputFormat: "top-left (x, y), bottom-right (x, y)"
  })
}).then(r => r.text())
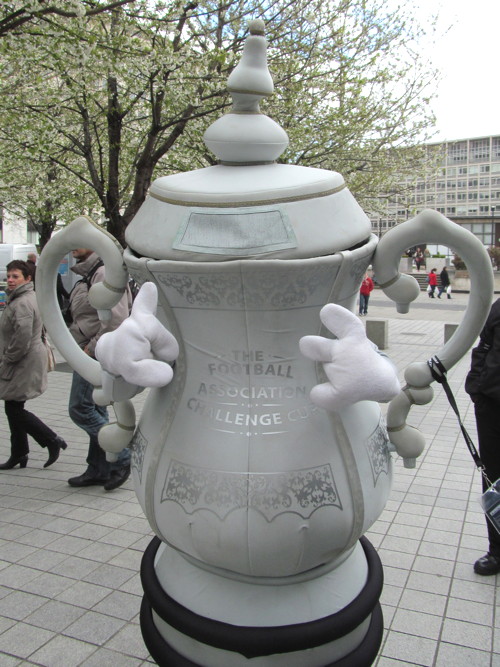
top-left (0, 243), bottom-right (38, 281)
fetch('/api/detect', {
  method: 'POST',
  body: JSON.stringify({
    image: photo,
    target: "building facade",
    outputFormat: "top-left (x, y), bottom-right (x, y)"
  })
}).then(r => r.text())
top-left (372, 135), bottom-right (500, 248)
top-left (0, 205), bottom-right (39, 245)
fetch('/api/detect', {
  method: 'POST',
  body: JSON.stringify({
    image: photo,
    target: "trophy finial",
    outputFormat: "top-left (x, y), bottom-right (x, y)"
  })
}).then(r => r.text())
top-left (203, 20), bottom-right (288, 164)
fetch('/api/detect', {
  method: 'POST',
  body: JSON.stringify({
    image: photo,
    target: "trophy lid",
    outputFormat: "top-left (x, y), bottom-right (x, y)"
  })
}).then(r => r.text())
top-left (125, 21), bottom-right (372, 261)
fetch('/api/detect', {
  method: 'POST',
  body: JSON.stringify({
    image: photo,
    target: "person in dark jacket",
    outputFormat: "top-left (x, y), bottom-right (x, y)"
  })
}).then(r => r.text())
top-left (465, 298), bottom-right (500, 574)
top-left (437, 266), bottom-right (451, 299)
top-left (0, 260), bottom-right (67, 470)
top-left (414, 247), bottom-right (425, 272)
top-left (26, 253), bottom-right (37, 286)
top-left (67, 249), bottom-right (131, 491)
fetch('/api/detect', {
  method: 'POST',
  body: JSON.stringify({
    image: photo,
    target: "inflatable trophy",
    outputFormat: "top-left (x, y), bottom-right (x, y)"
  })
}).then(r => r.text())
top-left (37, 20), bottom-right (494, 667)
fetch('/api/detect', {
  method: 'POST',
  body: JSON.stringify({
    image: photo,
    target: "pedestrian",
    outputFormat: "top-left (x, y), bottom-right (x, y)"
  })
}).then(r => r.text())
top-left (465, 298), bottom-right (500, 575)
top-left (56, 273), bottom-right (70, 310)
top-left (26, 252), bottom-right (37, 287)
top-left (437, 266), bottom-right (451, 299)
top-left (67, 248), bottom-right (132, 491)
top-left (0, 260), bottom-right (67, 470)
top-left (427, 268), bottom-right (438, 298)
top-left (359, 273), bottom-right (374, 315)
top-left (414, 247), bottom-right (424, 272)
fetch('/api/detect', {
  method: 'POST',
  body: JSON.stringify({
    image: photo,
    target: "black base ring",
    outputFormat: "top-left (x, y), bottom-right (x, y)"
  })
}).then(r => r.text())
top-left (140, 536), bottom-right (383, 662)
top-left (140, 595), bottom-right (383, 667)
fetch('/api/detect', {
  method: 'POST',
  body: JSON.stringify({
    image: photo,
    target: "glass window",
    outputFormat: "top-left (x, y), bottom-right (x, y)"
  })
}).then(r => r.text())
top-left (480, 177), bottom-right (490, 187)
top-left (457, 193), bottom-right (467, 200)
top-left (458, 167), bottom-right (468, 175)
top-left (469, 165), bottom-right (479, 175)
top-left (457, 206), bottom-right (467, 215)
top-left (468, 205), bottom-right (478, 215)
top-left (447, 193), bottom-right (456, 201)
top-left (457, 180), bottom-right (467, 188)
top-left (466, 222), bottom-right (493, 246)
top-left (447, 207), bottom-right (456, 214)
top-left (491, 163), bottom-right (500, 173)
top-left (470, 138), bottom-right (490, 162)
top-left (447, 180), bottom-right (456, 188)
top-left (481, 165), bottom-right (490, 173)
top-left (492, 137), bottom-right (500, 159)
top-left (447, 167), bottom-right (456, 177)
top-left (469, 179), bottom-right (478, 187)
top-left (468, 193), bottom-right (478, 200)
top-left (447, 141), bottom-right (467, 163)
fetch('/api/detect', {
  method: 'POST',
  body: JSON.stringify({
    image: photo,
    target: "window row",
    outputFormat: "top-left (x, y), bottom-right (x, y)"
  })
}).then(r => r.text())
top-left (445, 138), bottom-right (500, 164)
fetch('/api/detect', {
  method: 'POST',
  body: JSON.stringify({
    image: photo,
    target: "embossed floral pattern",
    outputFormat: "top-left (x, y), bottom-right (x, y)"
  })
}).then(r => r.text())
top-left (130, 428), bottom-right (147, 483)
top-left (366, 418), bottom-right (391, 485)
top-left (154, 266), bottom-right (338, 310)
top-left (161, 460), bottom-right (342, 521)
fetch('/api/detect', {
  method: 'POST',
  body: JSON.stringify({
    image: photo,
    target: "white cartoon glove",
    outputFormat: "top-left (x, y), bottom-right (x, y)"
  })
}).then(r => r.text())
top-left (299, 303), bottom-right (400, 412)
top-left (95, 282), bottom-right (179, 402)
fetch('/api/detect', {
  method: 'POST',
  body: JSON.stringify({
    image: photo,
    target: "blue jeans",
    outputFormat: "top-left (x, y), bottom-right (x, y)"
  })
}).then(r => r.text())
top-left (69, 371), bottom-right (130, 478)
top-left (359, 293), bottom-right (369, 314)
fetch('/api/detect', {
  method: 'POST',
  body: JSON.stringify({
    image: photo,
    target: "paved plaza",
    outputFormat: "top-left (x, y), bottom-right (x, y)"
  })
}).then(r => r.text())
top-left (0, 288), bottom-right (499, 666)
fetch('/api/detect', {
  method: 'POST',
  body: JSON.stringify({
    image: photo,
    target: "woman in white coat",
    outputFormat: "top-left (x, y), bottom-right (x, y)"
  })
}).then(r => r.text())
top-left (0, 260), bottom-right (67, 470)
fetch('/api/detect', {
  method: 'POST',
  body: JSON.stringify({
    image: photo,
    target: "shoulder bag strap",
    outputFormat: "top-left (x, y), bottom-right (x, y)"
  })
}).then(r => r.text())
top-left (427, 355), bottom-right (490, 483)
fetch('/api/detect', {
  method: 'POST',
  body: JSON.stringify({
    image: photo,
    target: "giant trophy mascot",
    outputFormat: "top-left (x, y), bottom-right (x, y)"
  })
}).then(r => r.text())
top-left (37, 20), bottom-right (493, 667)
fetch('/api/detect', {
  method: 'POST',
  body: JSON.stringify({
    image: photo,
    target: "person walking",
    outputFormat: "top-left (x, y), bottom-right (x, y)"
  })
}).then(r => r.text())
top-left (67, 248), bottom-right (132, 491)
top-left (359, 273), bottom-right (374, 315)
top-left (414, 247), bottom-right (424, 272)
top-left (0, 260), bottom-right (67, 470)
top-left (26, 252), bottom-right (37, 286)
top-left (427, 268), bottom-right (438, 298)
top-left (465, 298), bottom-right (500, 575)
top-left (437, 266), bottom-right (451, 299)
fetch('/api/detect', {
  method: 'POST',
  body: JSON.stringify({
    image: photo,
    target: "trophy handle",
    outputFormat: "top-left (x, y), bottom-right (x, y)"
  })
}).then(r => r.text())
top-left (373, 209), bottom-right (494, 467)
top-left (37, 216), bottom-right (128, 384)
top-left (36, 216), bottom-right (135, 458)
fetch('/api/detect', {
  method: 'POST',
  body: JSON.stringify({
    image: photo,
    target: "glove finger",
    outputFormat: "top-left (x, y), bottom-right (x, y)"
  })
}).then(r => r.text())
top-left (299, 335), bottom-right (336, 362)
top-left (319, 303), bottom-right (365, 340)
top-left (309, 382), bottom-right (344, 411)
top-left (149, 324), bottom-right (179, 363)
top-left (130, 282), bottom-right (158, 318)
top-left (122, 358), bottom-right (174, 387)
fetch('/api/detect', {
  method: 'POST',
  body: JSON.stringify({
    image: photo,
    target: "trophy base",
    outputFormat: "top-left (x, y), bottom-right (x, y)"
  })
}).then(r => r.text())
top-left (140, 536), bottom-right (383, 667)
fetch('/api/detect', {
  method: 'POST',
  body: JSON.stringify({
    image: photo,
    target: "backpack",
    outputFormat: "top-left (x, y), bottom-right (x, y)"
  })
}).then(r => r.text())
top-left (62, 260), bottom-right (104, 326)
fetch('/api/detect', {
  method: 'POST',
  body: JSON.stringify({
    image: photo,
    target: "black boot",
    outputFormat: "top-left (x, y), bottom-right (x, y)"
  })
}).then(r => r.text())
top-left (44, 436), bottom-right (68, 468)
top-left (68, 470), bottom-right (109, 487)
top-left (104, 464), bottom-right (131, 491)
top-left (0, 455), bottom-right (28, 470)
top-left (474, 553), bottom-right (500, 576)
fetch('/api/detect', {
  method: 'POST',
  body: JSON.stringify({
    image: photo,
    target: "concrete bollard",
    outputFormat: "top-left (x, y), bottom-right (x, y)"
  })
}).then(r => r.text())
top-left (444, 322), bottom-right (459, 343)
top-left (366, 319), bottom-right (388, 350)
